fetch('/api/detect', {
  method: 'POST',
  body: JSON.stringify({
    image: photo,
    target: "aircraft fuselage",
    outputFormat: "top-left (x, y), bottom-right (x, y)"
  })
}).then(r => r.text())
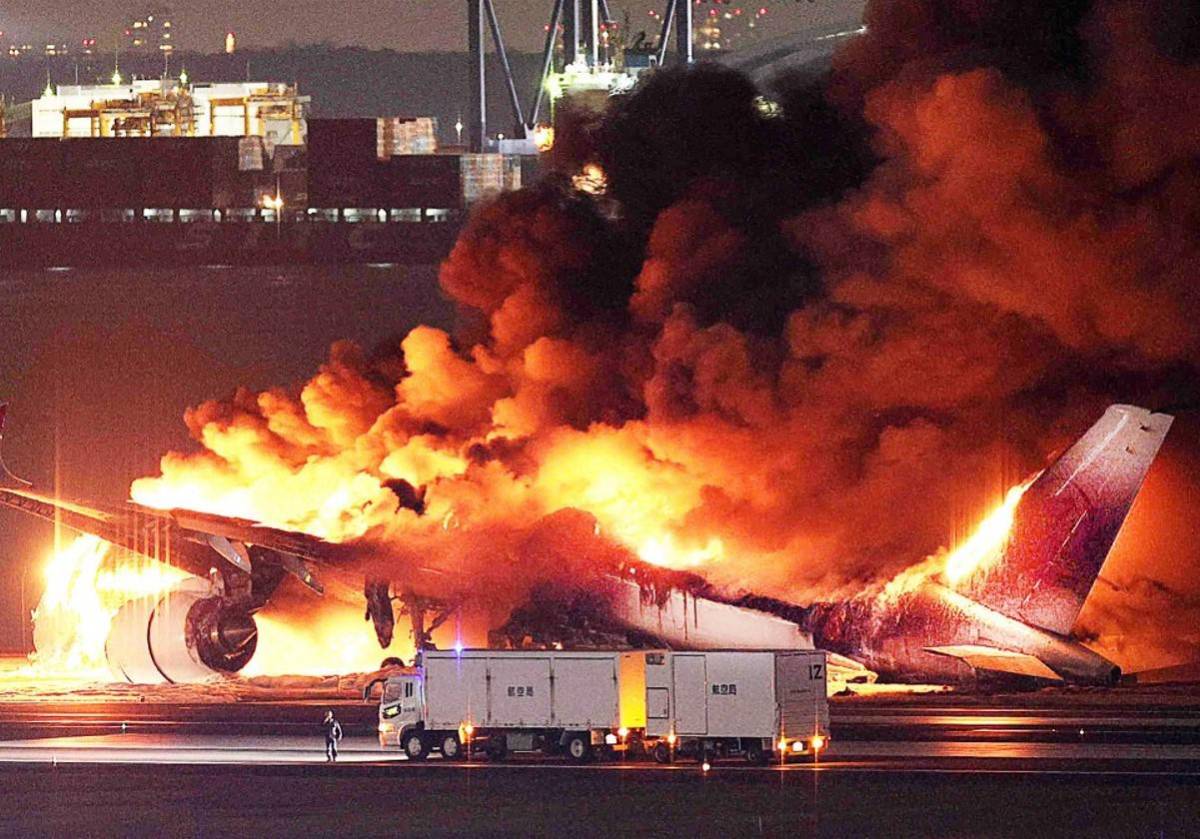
top-left (802, 581), bottom-right (1120, 685)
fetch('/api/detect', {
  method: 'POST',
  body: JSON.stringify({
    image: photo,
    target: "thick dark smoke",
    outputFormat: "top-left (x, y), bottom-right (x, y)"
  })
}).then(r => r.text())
top-left (137, 0), bottom-right (1200, 672)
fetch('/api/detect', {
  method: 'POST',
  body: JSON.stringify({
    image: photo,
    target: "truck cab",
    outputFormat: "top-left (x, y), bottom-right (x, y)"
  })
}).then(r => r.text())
top-left (377, 673), bottom-right (424, 749)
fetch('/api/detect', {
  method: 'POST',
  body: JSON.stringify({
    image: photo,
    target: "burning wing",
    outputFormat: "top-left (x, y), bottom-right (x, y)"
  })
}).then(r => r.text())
top-left (0, 402), bottom-right (400, 682)
top-left (0, 403), bottom-right (353, 593)
top-left (0, 484), bottom-right (339, 594)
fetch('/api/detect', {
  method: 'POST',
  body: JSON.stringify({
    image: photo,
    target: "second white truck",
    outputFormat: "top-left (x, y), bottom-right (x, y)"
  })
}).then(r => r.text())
top-left (643, 649), bottom-right (829, 764)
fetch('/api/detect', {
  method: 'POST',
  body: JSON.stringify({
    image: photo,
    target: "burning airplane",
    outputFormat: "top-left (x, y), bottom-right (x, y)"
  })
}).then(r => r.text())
top-left (0, 401), bottom-right (1172, 686)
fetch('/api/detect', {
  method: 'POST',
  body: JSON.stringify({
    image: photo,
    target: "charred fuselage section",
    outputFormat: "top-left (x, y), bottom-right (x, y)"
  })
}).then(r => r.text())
top-left (797, 583), bottom-right (1121, 685)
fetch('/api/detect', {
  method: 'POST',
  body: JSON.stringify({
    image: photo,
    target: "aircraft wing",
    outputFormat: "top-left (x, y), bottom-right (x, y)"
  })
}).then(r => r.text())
top-left (0, 403), bottom-right (347, 594)
top-left (925, 644), bottom-right (1064, 681)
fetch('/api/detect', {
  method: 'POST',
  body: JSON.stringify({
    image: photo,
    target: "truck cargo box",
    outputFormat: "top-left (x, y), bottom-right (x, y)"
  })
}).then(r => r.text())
top-left (645, 650), bottom-right (828, 741)
top-left (421, 649), bottom-right (645, 732)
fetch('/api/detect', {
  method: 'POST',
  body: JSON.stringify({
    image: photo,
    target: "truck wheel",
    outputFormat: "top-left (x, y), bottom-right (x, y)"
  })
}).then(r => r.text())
top-left (652, 742), bottom-right (674, 764)
top-left (745, 742), bottom-right (769, 766)
top-left (440, 733), bottom-right (462, 761)
top-left (565, 733), bottom-right (593, 763)
top-left (403, 731), bottom-right (429, 761)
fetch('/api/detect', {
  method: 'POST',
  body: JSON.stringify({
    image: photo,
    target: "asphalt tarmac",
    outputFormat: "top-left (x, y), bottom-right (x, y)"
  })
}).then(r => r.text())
top-left (0, 751), bottom-right (1195, 837)
top-left (0, 698), bottom-right (1196, 836)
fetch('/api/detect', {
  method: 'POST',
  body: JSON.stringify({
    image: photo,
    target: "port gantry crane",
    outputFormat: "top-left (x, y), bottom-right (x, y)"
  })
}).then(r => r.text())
top-left (465, 0), bottom-right (696, 152)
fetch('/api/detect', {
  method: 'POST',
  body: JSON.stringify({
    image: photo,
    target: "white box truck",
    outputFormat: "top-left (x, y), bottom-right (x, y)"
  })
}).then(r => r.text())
top-left (376, 649), bottom-right (647, 762)
top-left (643, 650), bottom-right (829, 764)
top-left (375, 648), bottom-right (829, 764)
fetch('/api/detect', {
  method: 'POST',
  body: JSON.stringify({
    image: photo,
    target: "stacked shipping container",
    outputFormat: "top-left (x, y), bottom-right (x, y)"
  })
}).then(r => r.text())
top-left (0, 119), bottom-right (523, 216)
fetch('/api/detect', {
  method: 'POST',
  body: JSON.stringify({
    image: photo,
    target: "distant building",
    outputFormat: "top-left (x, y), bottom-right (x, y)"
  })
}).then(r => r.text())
top-left (125, 6), bottom-right (176, 53)
top-left (695, 4), bottom-right (774, 53)
top-left (24, 80), bottom-right (309, 146)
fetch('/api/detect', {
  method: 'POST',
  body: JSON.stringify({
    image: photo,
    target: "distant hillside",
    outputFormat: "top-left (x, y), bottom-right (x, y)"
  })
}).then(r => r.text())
top-left (0, 46), bottom-right (546, 144)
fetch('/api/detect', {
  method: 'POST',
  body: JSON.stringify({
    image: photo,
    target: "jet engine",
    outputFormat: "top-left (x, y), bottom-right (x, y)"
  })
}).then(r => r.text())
top-left (105, 577), bottom-right (258, 684)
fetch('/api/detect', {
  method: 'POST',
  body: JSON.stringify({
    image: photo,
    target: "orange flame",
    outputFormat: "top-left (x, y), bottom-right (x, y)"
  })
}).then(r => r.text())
top-left (30, 535), bottom-right (187, 677)
top-left (942, 480), bottom-right (1031, 586)
top-left (28, 534), bottom-right (414, 681)
top-left (881, 477), bottom-right (1034, 601)
top-left (244, 610), bottom-right (414, 678)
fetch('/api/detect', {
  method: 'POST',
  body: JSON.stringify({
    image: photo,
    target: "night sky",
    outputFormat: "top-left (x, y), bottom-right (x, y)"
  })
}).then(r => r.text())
top-left (1, 1), bottom-right (865, 52)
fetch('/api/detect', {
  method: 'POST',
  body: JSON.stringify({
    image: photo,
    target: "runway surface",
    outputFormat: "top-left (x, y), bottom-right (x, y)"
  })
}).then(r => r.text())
top-left (0, 730), bottom-right (1199, 777)
top-left (0, 695), bottom-right (1195, 836)
top-left (0, 747), bottom-right (1195, 838)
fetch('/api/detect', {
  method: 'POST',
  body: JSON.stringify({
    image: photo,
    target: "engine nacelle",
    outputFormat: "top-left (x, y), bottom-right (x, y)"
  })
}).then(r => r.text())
top-left (105, 576), bottom-right (258, 684)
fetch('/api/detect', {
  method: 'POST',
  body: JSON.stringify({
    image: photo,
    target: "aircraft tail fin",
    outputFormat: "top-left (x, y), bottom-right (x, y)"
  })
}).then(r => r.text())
top-left (0, 404), bottom-right (33, 491)
top-left (961, 404), bottom-right (1172, 637)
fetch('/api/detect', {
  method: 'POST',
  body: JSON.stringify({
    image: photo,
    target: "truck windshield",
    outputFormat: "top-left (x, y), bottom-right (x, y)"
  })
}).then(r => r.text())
top-left (382, 682), bottom-right (402, 704)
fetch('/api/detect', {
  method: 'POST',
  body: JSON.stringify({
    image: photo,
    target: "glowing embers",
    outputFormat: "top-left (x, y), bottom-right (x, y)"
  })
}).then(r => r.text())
top-left (30, 535), bottom-right (187, 676)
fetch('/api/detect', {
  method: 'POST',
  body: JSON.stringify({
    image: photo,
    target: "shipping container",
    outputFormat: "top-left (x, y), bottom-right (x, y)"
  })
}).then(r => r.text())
top-left (384, 154), bottom-right (463, 209)
top-left (460, 153), bottom-right (511, 204)
top-left (377, 116), bottom-right (438, 158)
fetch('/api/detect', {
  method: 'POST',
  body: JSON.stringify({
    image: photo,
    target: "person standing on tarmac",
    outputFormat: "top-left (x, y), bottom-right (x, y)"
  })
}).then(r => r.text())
top-left (323, 710), bottom-right (343, 762)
